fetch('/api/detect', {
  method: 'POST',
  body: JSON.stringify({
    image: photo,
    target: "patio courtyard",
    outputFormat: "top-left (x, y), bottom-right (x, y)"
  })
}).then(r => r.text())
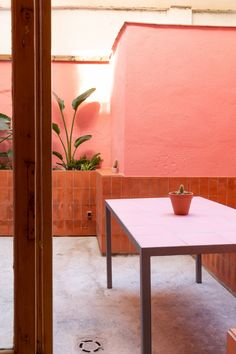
top-left (1, 1), bottom-right (236, 353)
top-left (1, 236), bottom-right (236, 353)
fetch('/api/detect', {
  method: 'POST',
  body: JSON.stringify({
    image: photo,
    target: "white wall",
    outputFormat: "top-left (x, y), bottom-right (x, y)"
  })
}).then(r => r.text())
top-left (0, 6), bottom-right (236, 55)
top-left (193, 11), bottom-right (236, 26)
top-left (51, 8), bottom-right (169, 56)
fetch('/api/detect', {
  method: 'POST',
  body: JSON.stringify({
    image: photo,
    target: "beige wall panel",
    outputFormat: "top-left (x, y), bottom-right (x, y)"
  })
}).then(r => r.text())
top-left (1, 5), bottom-right (236, 56)
top-left (193, 12), bottom-right (236, 26)
top-left (51, 0), bottom-right (236, 11)
top-left (2, 0), bottom-right (236, 10)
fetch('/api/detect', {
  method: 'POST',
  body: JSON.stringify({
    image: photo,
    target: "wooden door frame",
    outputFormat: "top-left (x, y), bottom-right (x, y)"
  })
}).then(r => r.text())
top-left (5, 1), bottom-right (53, 353)
top-left (35, 1), bottom-right (52, 353)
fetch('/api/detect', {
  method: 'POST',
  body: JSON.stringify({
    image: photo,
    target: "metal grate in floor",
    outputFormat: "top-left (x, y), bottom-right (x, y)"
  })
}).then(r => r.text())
top-left (78, 339), bottom-right (103, 353)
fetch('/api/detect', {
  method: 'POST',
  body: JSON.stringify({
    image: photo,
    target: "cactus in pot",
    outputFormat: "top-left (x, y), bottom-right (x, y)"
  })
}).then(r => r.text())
top-left (169, 184), bottom-right (193, 215)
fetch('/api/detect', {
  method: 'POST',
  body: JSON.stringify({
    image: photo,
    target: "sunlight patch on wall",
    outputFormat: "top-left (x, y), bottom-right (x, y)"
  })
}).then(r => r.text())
top-left (76, 64), bottom-right (112, 114)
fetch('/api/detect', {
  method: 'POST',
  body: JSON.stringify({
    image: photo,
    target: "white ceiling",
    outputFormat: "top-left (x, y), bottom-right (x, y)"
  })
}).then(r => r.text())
top-left (1, 0), bottom-right (236, 11)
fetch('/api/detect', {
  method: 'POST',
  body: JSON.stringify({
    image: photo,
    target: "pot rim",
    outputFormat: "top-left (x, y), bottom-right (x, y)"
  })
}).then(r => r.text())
top-left (168, 191), bottom-right (193, 196)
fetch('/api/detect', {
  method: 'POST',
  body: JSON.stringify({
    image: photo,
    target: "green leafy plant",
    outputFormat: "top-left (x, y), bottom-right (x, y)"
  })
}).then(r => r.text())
top-left (80, 153), bottom-right (102, 170)
top-left (52, 88), bottom-right (101, 170)
top-left (0, 113), bottom-right (12, 169)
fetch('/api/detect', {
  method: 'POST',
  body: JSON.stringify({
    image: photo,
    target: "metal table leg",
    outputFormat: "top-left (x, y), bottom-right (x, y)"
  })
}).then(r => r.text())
top-left (106, 206), bottom-right (112, 289)
top-left (196, 254), bottom-right (202, 284)
top-left (140, 250), bottom-right (152, 354)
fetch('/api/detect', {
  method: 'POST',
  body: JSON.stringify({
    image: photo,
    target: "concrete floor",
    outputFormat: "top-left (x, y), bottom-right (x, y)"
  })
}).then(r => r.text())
top-left (1, 237), bottom-right (236, 353)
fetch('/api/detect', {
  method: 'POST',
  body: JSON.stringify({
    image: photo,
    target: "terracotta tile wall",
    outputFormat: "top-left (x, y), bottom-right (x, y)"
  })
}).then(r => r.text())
top-left (0, 170), bottom-right (235, 293)
top-left (0, 170), bottom-right (13, 235)
top-left (96, 174), bottom-right (236, 294)
top-left (53, 171), bottom-right (96, 236)
top-left (0, 170), bottom-right (96, 236)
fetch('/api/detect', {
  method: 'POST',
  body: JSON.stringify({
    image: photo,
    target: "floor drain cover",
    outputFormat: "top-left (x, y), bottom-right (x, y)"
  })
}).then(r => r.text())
top-left (79, 339), bottom-right (103, 353)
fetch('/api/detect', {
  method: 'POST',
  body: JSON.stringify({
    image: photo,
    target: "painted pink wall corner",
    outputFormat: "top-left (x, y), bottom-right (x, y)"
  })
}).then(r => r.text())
top-left (111, 23), bottom-right (236, 177)
top-left (110, 41), bottom-right (127, 174)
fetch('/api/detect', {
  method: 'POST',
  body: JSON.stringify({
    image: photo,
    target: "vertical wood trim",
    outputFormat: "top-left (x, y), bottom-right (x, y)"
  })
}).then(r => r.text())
top-left (35, 1), bottom-right (52, 353)
top-left (12, 1), bottom-right (36, 353)
top-left (12, 1), bottom-right (52, 353)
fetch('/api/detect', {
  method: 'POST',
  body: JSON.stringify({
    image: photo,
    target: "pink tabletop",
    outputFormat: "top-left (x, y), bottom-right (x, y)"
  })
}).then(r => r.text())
top-left (106, 197), bottom-right (236, 253)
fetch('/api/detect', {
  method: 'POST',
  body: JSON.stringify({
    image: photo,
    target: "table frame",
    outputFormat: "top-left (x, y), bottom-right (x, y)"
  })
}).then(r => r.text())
top-left (105, 200), bottom-right (236, 354)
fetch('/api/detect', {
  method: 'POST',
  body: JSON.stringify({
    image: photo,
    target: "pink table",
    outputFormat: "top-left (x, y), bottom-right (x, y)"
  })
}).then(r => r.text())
top-left (105, 197), bottom-right (236, 354)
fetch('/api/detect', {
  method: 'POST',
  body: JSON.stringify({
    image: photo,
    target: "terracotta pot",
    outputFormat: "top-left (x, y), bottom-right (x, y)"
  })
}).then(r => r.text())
top-left (112, 167), bottom-right (118, 173)
top-left (169, 192), bottom-right (193, 215)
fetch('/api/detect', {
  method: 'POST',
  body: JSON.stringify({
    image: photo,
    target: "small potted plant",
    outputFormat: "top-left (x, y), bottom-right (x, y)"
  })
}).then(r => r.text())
top-left (112, 160), bottom-right (119, 173)
top-left (169, 184), bottom-right (193, 215)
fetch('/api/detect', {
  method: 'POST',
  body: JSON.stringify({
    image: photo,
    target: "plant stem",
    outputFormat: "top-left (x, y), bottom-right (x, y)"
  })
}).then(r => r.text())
top-left (0, 133), bottom-right (12, 144)
top-left (69, 109), bottom-right (77, 161)
top-left (72, 146), bottom-right (78, 159)
top-left (58, 133), bottom-right (68, 165)
top-left (60, 109), bottom-right (70, 161)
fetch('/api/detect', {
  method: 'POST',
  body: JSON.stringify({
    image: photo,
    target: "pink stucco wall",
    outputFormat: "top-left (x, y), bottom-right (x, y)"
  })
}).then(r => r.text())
top-left (0, 62), bottom-right (12, 154)
top-left (0, 62), bottom-right (11, 117)
top-left (111, 24), bottom-right (236, 176)
top-left (0, 61), bottom-right (111, 168)
top-left (2, 25), bottom-right (236, 176)
top-left (110, 44), bottom-right (127, 173)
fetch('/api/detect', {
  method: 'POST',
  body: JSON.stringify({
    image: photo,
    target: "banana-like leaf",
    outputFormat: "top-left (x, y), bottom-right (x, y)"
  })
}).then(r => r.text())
top-left (52, 122), bottom-right (60, 135)
top-left (56, 162), bottom-right (67, 169)
top-left (72, 88), bottom-right (96, 111)
top-left (53, 92), bottom-right (65, 111)
top-left (0, 120), bottom-right (9, 130)
top-left (74, 135), bottom-right (92, 148)
top-left (53, 151), bottom-right (63, 161)
top-left (6, 149), bottom-right (13, 157)
top-left (0, 113), bottom-right (11, 122)
top-left (0, 134), bottom-right (12, 143)
top-left (0, 152), bottom-right (8, 158)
